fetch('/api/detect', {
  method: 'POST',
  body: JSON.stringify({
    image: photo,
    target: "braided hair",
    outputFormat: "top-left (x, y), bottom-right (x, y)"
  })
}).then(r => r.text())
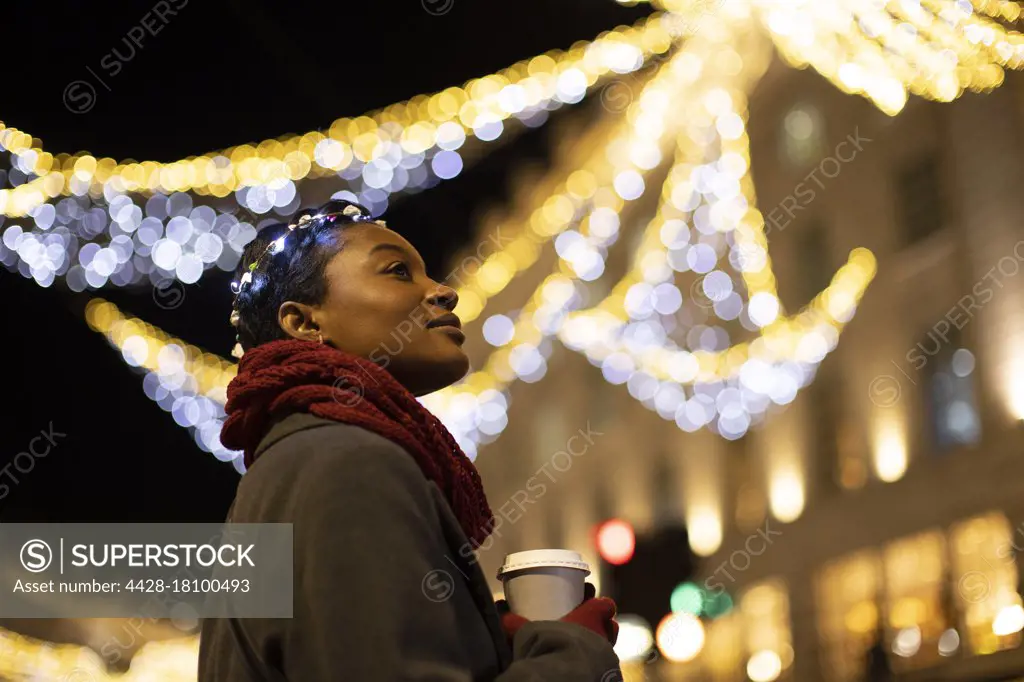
top-left (229, 199), bottom-right (384, 358)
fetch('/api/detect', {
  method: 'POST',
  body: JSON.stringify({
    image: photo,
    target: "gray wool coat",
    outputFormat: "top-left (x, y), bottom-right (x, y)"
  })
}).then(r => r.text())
top-left (197, 412), bottom-right (622, 681)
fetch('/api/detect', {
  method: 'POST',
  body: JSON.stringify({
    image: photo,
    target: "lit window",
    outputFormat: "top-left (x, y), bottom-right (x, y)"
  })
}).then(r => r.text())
top-left (741, 580), bottom-right (794, 682)
top-left (698, 580), bottom-right (793, 682)
top-left (816, 550), bottom-right (884, 682)
top-left (950, 513), bottom-right (1022, 655)
top-left (882, 530), bottom-right (954, 671)
top-left (704, 612), bottom-right (745, 682)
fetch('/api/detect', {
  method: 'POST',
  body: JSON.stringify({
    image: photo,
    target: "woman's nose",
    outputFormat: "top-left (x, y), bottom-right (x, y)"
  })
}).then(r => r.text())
top-left (427, 282), bottom-right (459, 311)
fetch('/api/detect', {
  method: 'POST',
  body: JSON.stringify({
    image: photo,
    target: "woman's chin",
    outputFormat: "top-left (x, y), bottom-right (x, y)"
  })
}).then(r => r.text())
top-left (431, 352), bottom-right (471, 392)
top-left (400, 351), bottom-right (470, 397)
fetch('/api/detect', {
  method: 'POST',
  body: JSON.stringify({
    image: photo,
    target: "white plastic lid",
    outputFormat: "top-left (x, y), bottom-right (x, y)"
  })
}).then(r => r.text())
top-left (497, 549), bottom-right (591, 580)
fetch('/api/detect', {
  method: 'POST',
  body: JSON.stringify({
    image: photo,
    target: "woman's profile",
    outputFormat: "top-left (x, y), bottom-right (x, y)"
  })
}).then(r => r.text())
top-left (197, 199), bottom-right (621, 681)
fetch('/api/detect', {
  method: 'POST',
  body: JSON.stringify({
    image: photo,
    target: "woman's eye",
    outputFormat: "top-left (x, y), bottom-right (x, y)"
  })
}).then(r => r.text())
top-left (387, 262), bottom-right (411, 278)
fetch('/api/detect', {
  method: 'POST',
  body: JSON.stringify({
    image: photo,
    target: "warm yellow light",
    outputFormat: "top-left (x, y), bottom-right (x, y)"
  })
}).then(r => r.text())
top-left (873, 413), bottom-right (907, 482)
top-left (688, 506), bottom-right (723, 557)
top-left (747, 650), bottom-right (783, 682)
top-left (993, 605), bottom-right (1024, 636)
top-left (844, 600), bottom-right (879, 634)
top-left (454, 291), bottom-right (485, 324)
top-left (769, 467), bottom-right (804, 523)
top-left (614, 615), bottom-right (656, 663)
top-left (1007, 355), bottom-right (1024, 422)
top-left (656, 612), bottom-right (705, 662)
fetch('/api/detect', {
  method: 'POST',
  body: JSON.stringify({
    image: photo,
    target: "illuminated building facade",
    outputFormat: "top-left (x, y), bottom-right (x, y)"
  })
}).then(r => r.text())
top-left (468, 62), bottom-right (1024, 682)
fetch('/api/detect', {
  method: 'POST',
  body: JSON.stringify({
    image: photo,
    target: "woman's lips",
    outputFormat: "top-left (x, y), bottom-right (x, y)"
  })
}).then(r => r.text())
top-left (431, 325), bottom-right (466, 343)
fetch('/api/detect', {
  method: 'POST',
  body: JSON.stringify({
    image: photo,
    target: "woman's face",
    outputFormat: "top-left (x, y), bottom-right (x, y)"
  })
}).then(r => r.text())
top-left (281, 223), bottom-right (469, 396)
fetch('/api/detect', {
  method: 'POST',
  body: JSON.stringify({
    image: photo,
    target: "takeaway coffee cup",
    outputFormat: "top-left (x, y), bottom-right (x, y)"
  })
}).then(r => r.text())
top-left (497, 549), bottom-right (591, 621)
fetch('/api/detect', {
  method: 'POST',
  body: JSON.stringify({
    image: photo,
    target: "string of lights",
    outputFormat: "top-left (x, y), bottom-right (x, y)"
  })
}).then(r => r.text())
top-left (444, 6), bottom-right (817, 441)
top-left (0, 12), bottom-right (683, 219)
top-left (449, 52), bottom-right (689, 325)
top-left (84, 298), bottom-right (243, 469)
top-left (427, 5), bottom-right (878, 443)
top-left (0, 13), bottom-right (686, 296)
top-left (73, 0), bottom-right (1019, 459)
top-left (77, 40), bottom-right (705, 461)
top-left (2, 1), bottom-right (1020, 308)
top-left (753, 0), bottom-right (1022, 115)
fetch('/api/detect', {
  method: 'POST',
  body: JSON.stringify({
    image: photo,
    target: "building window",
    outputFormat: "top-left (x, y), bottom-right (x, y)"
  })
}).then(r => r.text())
top-left (882, 530), bottom-right (955, 671)
top-left (911, 327), bottom-right (981, 451)
top-left (698, 580), bottom-right (793, 682)
top-left (816, 550), bottom-right (885, 682)
top-left (896, 154), bottom-right (945, 246)
top-left (817, 516), bottom-right (1023, 680)
top-left (780, 102), bottom-right (826, 168)
top-left (741, 580), bottom-right (795, 682)
top-left (703, 612), bottom-right (745, 682)
top-left (950, 512), bottom-right (1022, 655)
top-left (931, 347), bottom-right (981, 450)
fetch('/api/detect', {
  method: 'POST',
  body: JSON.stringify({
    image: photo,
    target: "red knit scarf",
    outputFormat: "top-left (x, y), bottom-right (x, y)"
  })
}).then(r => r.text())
top-left (220, 339), bottom-right (494, 547)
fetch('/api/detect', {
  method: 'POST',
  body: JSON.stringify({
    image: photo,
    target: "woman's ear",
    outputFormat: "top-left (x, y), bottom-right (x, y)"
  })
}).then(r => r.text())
top-left (278, 301), bottom-right (321, 343)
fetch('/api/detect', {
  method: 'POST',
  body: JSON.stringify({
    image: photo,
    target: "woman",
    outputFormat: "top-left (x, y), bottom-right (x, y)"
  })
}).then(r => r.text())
top-left (198, 199), bottom-right (622, 681)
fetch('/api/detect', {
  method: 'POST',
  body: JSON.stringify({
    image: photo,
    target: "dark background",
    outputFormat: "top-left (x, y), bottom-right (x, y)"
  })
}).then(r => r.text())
top-left (0, 0), bottom-right (652, 522)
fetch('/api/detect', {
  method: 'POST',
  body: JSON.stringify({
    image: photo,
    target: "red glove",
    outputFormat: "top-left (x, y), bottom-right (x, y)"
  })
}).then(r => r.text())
top-left (496, 583), bottom-right (619, 645)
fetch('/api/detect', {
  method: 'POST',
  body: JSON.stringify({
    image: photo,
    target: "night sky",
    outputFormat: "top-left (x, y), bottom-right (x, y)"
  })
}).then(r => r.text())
top-left (0, 0), bottom-right (653, 523)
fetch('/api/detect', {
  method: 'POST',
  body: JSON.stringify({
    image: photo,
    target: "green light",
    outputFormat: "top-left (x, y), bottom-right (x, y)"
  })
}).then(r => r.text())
top-left (704, 589), bottom-right (733, 618)
top-left (670, 582), bottom-right (704, 616)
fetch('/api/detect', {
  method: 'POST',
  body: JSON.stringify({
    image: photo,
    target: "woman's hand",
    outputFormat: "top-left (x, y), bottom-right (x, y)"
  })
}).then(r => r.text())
top-left (495, 583), bottom-right (619, 645)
